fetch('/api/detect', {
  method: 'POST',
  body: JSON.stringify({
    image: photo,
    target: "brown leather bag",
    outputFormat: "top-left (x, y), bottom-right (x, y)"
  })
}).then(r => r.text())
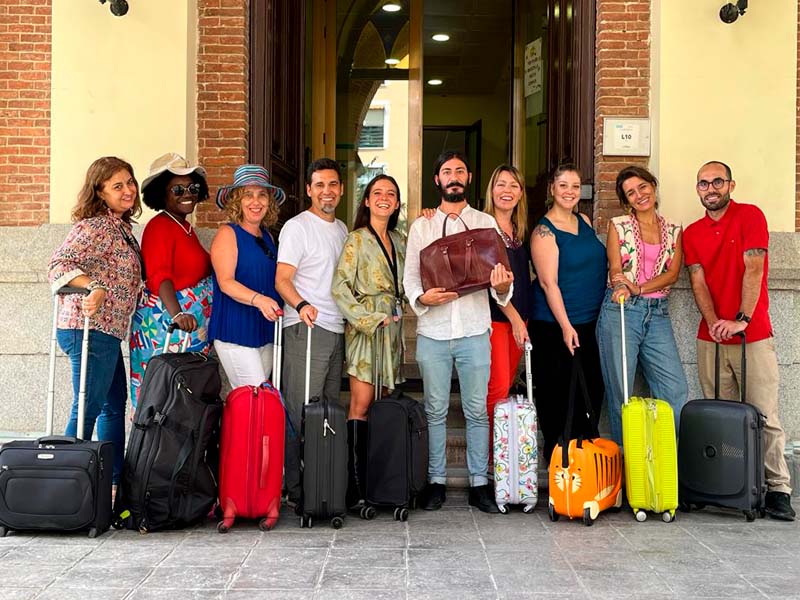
top-left (420, 213), bottom-right (511, 296)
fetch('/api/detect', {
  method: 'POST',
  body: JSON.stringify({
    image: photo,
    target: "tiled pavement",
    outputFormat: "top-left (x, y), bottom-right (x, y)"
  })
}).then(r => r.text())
top-left (1, 490), bottom-right (799, 600)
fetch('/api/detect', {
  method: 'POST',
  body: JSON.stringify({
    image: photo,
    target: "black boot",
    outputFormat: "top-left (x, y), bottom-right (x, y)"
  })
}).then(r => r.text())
top-left (346, 419), bottom-right (368, 509)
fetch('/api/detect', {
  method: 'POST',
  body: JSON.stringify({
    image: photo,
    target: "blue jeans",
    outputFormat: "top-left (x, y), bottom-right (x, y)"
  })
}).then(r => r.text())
top-left (57, 328), bottom-right (127, 484)
top-left (596, 290), bottom-right (688, 447)
top-left (416, 332), bottom-right (491, 487)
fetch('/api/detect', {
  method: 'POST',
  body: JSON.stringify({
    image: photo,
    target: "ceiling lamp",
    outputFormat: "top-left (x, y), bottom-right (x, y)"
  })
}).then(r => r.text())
top-left (427, 79), bottom-right (443, 86)
top-left (432, 33), bottom-right (450, 42)
top-left (385, 58), bottom-right (400, 66)
top-left (382, 3), bottom-right (402, 12)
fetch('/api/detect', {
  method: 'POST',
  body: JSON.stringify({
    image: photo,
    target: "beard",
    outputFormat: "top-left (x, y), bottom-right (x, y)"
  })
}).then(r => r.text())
top-left (439, 182), bottom-right (466, 203)
top-left (701, 191), bottom-right (730, 212)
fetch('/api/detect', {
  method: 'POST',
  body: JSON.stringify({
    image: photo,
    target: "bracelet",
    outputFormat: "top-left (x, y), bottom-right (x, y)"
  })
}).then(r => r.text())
top-left (295, 300), bottom-right (310, 313)
top-left (172, 311), bottom-right (188, 320)
top-left (250, 292), bottom-right (260, 306)
top-left (86, 280), bottom-right (107, 293)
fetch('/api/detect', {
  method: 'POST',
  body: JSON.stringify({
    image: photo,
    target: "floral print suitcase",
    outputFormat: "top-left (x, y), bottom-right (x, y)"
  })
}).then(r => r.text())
top-left (493, 342), bottom-right (538, 513)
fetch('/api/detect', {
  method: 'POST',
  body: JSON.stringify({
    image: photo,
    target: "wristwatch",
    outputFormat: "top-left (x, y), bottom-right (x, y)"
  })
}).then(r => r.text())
top-left (735, 312), bottom-right (751, 324)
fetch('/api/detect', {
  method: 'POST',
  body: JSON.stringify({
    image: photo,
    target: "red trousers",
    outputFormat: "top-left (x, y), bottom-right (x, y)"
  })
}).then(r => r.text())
top-left (487, 321), bottom-right (524, 438)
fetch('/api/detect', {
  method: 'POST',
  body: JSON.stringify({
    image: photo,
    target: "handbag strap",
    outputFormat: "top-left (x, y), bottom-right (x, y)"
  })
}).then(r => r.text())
top-left (441, 212), bottom-right (470, 237)
top-left (561, 351), bottom-right (595, 468)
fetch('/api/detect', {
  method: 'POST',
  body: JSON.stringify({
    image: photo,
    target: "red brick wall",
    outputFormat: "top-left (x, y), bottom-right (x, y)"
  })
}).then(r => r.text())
top-left (0, 0), bottom-right (51, 226)
top-left (195, 0), bottom-right (249, 228)
top-left (593, 0), bottom-right (650, 231)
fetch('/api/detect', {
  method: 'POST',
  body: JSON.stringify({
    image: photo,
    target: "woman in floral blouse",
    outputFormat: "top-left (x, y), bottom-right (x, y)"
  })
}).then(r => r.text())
top-left (48, 156), bottom-right (144, 485)
top-left (596, 165), bottom-right (688, 448)
top-left (331, 174), bottom-right (405, 510)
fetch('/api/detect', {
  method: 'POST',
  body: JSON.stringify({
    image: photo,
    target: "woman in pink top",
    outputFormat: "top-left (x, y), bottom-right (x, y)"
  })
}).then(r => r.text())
top-left (595, 166), bottom-right (688, 448)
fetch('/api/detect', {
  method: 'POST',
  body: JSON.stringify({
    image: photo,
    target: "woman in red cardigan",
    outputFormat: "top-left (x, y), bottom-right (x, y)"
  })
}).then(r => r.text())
top-left (129, 153), bottom-right (213, 407)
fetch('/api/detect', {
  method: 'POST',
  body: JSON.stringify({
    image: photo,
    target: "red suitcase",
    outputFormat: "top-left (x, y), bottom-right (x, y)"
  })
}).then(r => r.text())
top-left (216, 315), bottom-right (285, 532)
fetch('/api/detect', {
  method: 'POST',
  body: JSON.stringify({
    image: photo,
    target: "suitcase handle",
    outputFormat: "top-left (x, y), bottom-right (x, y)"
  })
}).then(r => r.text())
top-left (714, 331), bottom-right (747, 402)
top-left (49, 286), bottom-right (91, 440)
top-left (271, 312), bottom-right (283, 391)
top-left (162, 323), bottom-right (191, 354)
top-left (619, 296), bottom-right (630, 405)
top-left (36, 435), bottom-right (80, 445)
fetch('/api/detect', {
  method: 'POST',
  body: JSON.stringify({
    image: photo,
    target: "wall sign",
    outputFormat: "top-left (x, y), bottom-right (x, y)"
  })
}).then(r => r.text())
top-left (524, 38), bottom-right (542, 98)
top-left (602, 118), bottom-right (651, 157)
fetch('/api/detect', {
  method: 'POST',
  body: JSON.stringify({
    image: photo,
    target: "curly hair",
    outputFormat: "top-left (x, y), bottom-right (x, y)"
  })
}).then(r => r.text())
top-left (225, 186), bottom-right (280, 228)
top-left (72, 156), bottom-right (142, 223)
top-left (142, 170), bottom-right (209, 211)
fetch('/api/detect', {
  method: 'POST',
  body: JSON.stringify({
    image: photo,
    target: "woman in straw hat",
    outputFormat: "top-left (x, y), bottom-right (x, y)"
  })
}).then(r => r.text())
top-left (208, 164), bottom-right (285, 387)
top-left (128, 153), bottom-right (213, 408)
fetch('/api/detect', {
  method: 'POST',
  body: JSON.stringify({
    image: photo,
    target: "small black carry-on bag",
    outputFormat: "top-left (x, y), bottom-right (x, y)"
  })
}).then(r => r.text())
top-left (114, 324), bottom-right (223, 532)
top-left (678, 333), bottom-right (767, 521)
top-left (299, 325), bottom-right (348, 529)
top-left (363, 325), bottom-right (428, 522)
top-left (0, 286), bottom-right (114, 538)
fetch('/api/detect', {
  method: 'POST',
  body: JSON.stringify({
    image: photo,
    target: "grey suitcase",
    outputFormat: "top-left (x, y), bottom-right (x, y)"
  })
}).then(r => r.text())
top-left (299, 326), bottom-right (347, 528)
top-left (678, 333), bottom-right (766, 521)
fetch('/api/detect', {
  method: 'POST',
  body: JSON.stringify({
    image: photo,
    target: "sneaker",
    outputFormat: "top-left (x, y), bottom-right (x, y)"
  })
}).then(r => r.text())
top-left (468, 484), bottom-right (500, 514)
top-left (420, 483), bottom-right (447, 511)
top-left (765, 491), bottom-right (796, 521)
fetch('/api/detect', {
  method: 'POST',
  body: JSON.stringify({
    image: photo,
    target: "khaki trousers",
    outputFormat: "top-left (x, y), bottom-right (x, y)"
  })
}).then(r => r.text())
top-left (696, 338), bottom-right (791, 494)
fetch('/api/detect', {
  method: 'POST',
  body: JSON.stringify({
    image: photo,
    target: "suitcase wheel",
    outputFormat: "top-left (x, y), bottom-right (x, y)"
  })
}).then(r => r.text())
top-left (497, 504), bottom-right (508, 515)
top-left (582, 508), bottom-right (594, 527)
top-left (359, 506), bottom-right (376, 520)
top-left (744, 510), bottom-right (757, 522)
top-left (547, 503), bottom-right (559, 522)
top-left (258, 518), bottom-right (276, 532)
top-left (216, 521), bottom-right (230, 534)
top-left (661, 511), bottom-right (675, 523)
top-left (635, 510), bottom-right (647, 523)
top-left (330, 516), bottom-right (344, 529)
top-left (522, 505), bottom-right (535, 514)
top-left (299, 514), bottom-right (313, 528)
top-left (87, 527), bottom-right (99, 539)
top-left (0, 526), bottom-right (7, 538)
top-left (393, 507), bottom-right (409, 522)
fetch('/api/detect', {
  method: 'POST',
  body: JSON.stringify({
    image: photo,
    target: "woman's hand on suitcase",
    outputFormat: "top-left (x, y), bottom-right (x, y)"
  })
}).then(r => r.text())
top-left (172, 312), bottom-right (198, 333)
top-left (511, 316), bottom-right (529, 348)
top-left (254, 294), bottom-right (283, 322)
top-left (81, 288), bottom-right (107, 317)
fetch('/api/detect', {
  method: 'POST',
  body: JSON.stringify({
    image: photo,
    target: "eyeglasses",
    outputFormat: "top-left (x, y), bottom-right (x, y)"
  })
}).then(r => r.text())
top-left (255, 236), bottom-right (276, 261)
top-left (171, 183), bottom-right (202, 197)
top-left (696, 178), bottom-right (731, 191)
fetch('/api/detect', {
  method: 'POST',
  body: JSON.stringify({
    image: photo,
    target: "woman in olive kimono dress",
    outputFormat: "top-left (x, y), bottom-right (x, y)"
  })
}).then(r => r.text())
top-left (332, 174), bottom-right (406, 509)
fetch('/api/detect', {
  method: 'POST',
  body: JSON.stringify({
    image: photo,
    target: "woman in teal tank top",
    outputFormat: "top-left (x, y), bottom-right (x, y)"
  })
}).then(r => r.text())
top-left (529, 164), bottom-right (607, 458)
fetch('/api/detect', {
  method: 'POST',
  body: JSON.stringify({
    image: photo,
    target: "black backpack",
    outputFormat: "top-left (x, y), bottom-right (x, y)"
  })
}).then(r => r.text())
top-left (114, 352), bottom-right (223, 532)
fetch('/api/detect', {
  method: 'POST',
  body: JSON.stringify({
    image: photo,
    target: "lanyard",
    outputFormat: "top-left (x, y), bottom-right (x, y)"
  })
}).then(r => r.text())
top-left (366, 224), bottom-right (400, 302)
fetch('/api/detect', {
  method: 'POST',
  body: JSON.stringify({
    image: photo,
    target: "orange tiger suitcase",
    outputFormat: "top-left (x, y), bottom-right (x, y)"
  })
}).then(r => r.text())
top-left (547, 355), bottom-right (623, 526)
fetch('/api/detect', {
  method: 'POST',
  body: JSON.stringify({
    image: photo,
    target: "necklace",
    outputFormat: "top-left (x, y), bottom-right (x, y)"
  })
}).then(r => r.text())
top-left (163, 210), bottom-right (192, 236)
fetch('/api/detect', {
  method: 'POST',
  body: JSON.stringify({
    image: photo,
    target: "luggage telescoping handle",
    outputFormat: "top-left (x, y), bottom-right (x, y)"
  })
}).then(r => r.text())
top-left (373, 323), bottom-right (385, 402)
top-left (714, 331), bottom-right (747, 403)
top-left (523, 339), bottom-right (533, 405)
top-left (304, 324), bottom-right (311, 405)
top-left (162, 323), bottom-right (191, 354)
top-left (619, 296), bottom-right (630, 405)
top-left (48, 286), bottom-right (91, 439)
top-left (272, 311), bottom-right (283, 390)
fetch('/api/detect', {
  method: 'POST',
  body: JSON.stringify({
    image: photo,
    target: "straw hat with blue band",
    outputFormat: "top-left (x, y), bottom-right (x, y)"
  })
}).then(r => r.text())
top-left (215, 164), bottom-right (286, 209)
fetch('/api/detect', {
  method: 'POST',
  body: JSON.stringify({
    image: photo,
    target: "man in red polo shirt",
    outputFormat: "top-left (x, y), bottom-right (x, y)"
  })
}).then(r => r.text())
top-left (683, 160), bottom-right (794, 521)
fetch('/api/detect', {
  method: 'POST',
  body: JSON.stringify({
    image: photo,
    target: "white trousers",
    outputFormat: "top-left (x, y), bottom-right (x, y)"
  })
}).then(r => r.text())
top-left (214, 340), bottom-right (274, 389)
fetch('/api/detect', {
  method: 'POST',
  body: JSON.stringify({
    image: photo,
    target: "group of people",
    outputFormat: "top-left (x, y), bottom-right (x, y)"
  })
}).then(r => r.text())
top-left (47, 149), bottom-right (795, 522)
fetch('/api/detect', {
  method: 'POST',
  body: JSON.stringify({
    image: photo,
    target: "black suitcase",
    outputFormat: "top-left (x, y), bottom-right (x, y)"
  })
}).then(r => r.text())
top-left (114, 326), bottom-right (223, 532)
top-left (678, 333), bottom-right (767, 521)
top-left (299, 326), bottom-right (347, 529)
top-left (364, 326), bottom-right (428, 521)
top-left (0, 286), bottom-right (113, 538)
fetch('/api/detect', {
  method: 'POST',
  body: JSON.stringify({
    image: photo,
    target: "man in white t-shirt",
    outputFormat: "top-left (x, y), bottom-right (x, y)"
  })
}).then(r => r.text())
top-left (275, 157), bottom-right (348, 505)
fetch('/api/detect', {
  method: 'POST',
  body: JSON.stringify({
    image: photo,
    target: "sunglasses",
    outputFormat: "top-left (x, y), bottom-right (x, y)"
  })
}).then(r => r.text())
top-left (255, 236), bottom-right (276, 261)
top-left (171, 183), bottom-right (202, 197)
top-left (696, 178), bottom-right (730, 191)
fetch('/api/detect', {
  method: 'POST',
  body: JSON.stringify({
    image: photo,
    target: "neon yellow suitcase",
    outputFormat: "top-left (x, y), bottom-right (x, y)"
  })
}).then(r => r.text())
top-left (618, 298), bottom-right (678, 522)
top-left (622, 397), bottom-right (678, 522)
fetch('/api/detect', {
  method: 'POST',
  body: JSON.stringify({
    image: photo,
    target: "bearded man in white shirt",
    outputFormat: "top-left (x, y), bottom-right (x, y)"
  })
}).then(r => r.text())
top-left (403, 150), bottom-right (514, 513)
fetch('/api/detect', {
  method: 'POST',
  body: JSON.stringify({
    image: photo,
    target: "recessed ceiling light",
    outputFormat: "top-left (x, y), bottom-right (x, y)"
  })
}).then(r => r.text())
top-left (385, 58), bottom-right (400, 65)
top-left (382, 3), bottom-right (401, 12)
top-left (432, 33), bottom-right (450, 42)
top-left (427, 79), bottom-right (443, 86)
